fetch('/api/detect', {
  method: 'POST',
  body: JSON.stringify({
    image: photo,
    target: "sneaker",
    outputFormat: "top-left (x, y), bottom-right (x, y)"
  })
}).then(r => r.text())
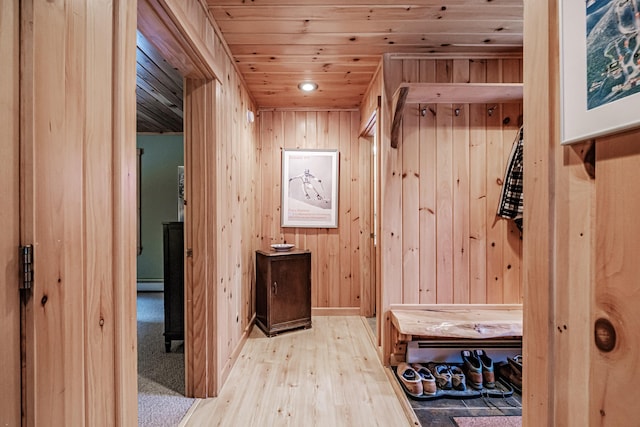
top-left (411, 363), bottom-right (437, 395)
top-left (448, 365), bottom-right (466, 391)
top-left (427, 363), bottom-right (453, 390)
top-left (397, 362), bottom-right (423, 397)
top-left (473, 349), bottom-right (495, 388)
top-left (461, 350), bottom-right (483, 390)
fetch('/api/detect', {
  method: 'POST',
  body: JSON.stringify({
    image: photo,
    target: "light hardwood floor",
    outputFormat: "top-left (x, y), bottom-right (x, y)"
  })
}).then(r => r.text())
top-left (180, 316), bottom-right (417, 426)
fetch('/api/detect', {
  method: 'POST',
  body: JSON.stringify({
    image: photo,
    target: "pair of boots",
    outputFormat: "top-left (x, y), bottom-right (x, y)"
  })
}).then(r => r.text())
top-left (461, 350), bottom-right (495, 390)
top-left (497, 355), bottom-right (522, 392)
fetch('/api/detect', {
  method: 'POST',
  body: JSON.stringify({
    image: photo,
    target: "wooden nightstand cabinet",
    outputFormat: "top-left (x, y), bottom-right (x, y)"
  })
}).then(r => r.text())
top-left (255, 249), bottom-right (311, 337)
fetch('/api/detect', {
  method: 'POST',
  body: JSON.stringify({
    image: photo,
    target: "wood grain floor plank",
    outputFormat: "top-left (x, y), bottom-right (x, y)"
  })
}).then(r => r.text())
top-left (182, 316), bottom-right (413, 426)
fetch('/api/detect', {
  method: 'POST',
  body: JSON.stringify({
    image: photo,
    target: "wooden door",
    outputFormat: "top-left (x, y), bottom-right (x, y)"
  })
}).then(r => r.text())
top-left (0, 1), bottom-right (21, 425)
top-left (19, 1), bottom-right (138, 425)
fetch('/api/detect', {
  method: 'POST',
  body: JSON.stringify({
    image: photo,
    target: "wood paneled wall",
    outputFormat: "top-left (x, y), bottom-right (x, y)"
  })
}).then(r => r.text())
top-left (525, 3), bottom-right (640, 426)
top-left (214, 62), bottom-right (259, 389)
top-left (19, 1), bottom-right (138, 425)
top-left (591, 134), bottom-right (640, 426)
top-left (379, 57), bottom-right (523, 307)
top-left (362, 55), bottom-right (523, 365)
top-left (0, 0), bottom-right (20, 424)
top-left (257, 111), bottom-right (371, 311)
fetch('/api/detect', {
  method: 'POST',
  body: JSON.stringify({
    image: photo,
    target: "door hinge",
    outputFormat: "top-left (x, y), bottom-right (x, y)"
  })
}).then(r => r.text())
top-left (20, 245), bottom-right (34, 291)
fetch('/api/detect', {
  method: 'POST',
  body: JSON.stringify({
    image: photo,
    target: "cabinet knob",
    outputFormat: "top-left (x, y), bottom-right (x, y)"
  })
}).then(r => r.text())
top-left (272, 281), bottom-right (278, 295)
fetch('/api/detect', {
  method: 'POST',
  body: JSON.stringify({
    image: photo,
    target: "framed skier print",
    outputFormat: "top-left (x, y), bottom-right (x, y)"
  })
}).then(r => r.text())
top-left (281, 149), bottom-right (339, 228)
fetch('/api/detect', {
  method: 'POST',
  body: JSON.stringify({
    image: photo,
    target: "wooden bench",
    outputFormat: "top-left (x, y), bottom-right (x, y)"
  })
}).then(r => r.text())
top-left (388, 304), bottom-right (523, 365)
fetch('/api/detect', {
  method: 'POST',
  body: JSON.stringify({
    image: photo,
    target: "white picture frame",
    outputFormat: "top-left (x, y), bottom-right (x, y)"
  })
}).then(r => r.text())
top-left (560, 0), bottom-right (640, 145)
top-left (281, 149), bottom-right (339, 228)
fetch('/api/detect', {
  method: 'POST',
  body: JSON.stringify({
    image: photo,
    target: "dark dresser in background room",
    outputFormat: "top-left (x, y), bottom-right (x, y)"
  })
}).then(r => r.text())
top-left (162, 222), bottom-right (184, 352)
top-left (255, 249), bottom-right (312, 337)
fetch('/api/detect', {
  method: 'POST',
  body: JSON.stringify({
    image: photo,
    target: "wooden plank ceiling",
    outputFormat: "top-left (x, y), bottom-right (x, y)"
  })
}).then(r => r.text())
top-left (136, 0), bottom-right (524, 131)
top-left (207, 0), bottom-right (523, 110)
top-left (136, 31), bottom-right (183, 133)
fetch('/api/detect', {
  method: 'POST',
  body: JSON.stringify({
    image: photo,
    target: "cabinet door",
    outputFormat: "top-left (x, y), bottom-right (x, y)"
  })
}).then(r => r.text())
top-left (270, 255), bottom-right (310, 326)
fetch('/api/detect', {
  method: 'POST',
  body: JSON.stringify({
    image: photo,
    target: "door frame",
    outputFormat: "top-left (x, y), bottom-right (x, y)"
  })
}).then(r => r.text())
top-left (0, 0), bottom-right (21, 424)
top-left (360, 105), bottom-right (382, 350)
top-left (137, 0), bottom-right (222, 398)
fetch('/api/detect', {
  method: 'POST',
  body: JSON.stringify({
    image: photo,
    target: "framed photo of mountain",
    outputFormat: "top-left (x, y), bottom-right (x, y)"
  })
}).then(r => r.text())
top-left (560, 0), bottom-right (640, 144)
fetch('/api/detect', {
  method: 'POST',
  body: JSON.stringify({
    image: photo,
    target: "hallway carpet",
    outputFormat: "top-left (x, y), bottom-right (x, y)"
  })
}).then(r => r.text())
top-left (137, 292), bottom-right (194, 426)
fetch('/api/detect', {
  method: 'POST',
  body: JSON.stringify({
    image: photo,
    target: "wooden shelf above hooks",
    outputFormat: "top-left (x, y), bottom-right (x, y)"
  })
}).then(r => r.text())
top-left (390, 82), bottom-right (523, 148)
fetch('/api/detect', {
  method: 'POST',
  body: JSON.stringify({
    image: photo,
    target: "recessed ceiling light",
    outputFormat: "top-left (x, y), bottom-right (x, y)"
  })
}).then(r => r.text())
top-left (298, 82), bottom-right (318, 92)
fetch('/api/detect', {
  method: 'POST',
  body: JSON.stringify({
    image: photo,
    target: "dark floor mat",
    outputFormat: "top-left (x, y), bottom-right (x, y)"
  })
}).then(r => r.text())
top-left (393, 365), bottom-right (514, 401)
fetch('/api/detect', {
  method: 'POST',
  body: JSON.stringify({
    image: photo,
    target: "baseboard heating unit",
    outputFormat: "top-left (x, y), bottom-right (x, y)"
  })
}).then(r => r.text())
top-left (406, 339), bottom-right (522, 364)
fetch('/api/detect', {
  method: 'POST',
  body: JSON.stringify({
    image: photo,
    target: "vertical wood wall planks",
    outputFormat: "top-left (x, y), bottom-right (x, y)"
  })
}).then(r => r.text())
top-left (257, 110), bottom-right (364, 311)
top-left (553, 141), bottom-right (593, 427)
top-left (523, 2), bottom-right (553, 424)
top-left (282, 111), bottom-right (297, 246)
top-left (370, 55), bottom-right (524, 358)
top-left (339, 111), bottom-right (353, 307)
top-left (326, 112), bottom-right (344, 308)
top-left (317, 112), bottom-right (331, 307)
top-left (452, 59), bottom-right (471, 304)
top-left (0, 0), bottom-right (21, 424)
top-left (468, 59), bottom-right (488, 304)
top-left (485, 60), bottom-right (505, 303)
top-left (593, 135), bottom-right (640, 426)
top-left (302, 112), bottom-right (319, 306)
top-left (85, 0), bottom-right (116, 423)
top-left (260, 111), bottom-right (275, 250)
top-left (402, 60), bottom-right (420, 304)
top-left (501, 58), bottom-right (523, 304)
top-left (350, 112), bottom-right (363, 308)
top-left (19, 0), bottom-right (138, 424)
top-left (112, 0), bottom-right (138, 422)
top-left (435, 60), bottom-right (455, 303)
top-left (418, 60), bottom-right (437, 304)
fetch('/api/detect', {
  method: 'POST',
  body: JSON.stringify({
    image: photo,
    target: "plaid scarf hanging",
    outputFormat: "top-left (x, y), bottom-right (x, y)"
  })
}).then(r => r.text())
top-left (497, 127), bottom-right (524, 229)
